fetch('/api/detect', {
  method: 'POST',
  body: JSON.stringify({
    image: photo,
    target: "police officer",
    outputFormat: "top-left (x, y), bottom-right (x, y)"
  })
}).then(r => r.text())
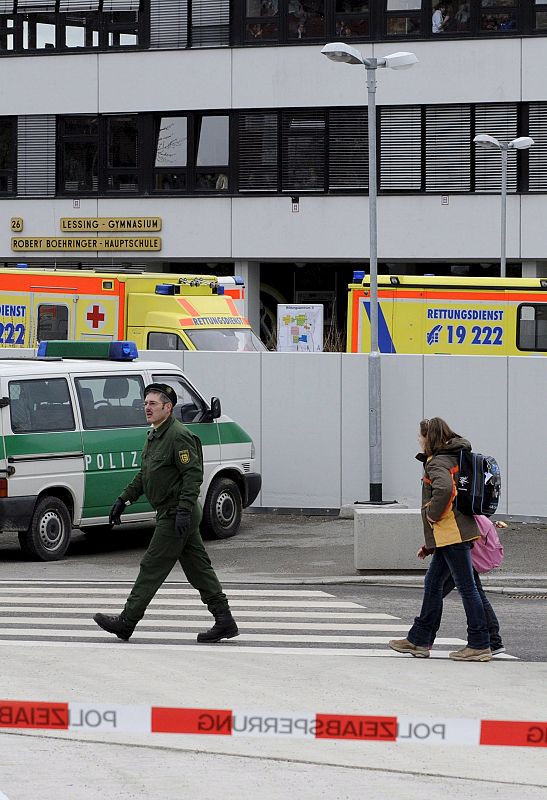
top-left (93, 383), bottom-right (238, 644)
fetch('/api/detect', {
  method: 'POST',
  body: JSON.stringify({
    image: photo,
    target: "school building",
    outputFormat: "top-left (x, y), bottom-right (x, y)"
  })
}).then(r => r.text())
top-left (1, 1), bottom-right (547, 343)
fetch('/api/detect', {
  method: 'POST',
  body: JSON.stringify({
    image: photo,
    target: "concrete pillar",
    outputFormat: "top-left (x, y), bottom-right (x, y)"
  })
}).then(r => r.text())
top-left (521, 261), bottom-right (547, 278)
top-left (235, 260), bottom-right (261, 336)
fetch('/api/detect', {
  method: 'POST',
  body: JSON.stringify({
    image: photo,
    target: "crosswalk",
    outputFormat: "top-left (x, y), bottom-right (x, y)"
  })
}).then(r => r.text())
top-left (0, 580), bottom-right (514, 659)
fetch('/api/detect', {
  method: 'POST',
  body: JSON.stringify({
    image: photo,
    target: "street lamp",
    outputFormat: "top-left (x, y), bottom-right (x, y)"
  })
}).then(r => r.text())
top-left (473, 134), bottom-right (534, 278)
top-left (321, 42), bottom-right (417, 503)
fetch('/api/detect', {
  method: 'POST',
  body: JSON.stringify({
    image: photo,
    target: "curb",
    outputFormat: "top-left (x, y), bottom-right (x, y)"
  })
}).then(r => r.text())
top-left (219, 575), bottom-right (547, 594)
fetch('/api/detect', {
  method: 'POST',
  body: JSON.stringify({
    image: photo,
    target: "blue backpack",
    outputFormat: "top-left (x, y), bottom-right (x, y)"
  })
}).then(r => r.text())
top-left (455, 450), bottom-right (501, 517)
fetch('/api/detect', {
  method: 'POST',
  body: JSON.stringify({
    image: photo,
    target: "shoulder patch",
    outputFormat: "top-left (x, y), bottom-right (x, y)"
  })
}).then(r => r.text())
top-left (179, 449), bottom-right (190, 465)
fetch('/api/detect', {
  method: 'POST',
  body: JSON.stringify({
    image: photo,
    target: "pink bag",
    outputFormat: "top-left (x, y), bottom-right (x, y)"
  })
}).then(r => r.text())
top-left (471, 515), bottom-right (504, 574)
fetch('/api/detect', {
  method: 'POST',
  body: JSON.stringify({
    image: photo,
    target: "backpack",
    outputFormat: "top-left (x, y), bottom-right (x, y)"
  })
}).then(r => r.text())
top-left (455, 449), bottom-right (501, 517)
top-left (471, 515), bottom-right (504, 574)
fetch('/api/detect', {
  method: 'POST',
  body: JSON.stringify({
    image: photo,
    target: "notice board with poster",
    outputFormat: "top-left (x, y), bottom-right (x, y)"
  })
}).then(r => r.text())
top-left (277, 304), bottom-right (324, 352)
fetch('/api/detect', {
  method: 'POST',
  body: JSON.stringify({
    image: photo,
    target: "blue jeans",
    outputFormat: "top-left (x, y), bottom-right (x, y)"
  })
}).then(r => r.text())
top-left (429, 569), bottom-right (502, 650)
top-left (407, 542), bottom-right (489, 650)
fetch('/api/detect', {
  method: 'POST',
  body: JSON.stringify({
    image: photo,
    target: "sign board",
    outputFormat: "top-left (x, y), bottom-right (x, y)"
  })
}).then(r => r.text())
top-left (60, 217), bottom-right (162, 232)
top-left (277, 304), bottom-right (324, 352)
top-left (11, 237), bottom-right (162, 252)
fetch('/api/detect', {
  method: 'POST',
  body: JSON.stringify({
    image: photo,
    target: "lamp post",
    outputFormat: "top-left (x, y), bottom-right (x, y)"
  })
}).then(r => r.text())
top-left (321, 43), bottom-right (417, 503)
top-left (473, 134), bottom-right (534, 278)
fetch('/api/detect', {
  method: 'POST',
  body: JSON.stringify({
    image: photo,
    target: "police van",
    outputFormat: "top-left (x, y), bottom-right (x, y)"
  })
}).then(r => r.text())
top-left (0, 341), bottom-right (261, 561)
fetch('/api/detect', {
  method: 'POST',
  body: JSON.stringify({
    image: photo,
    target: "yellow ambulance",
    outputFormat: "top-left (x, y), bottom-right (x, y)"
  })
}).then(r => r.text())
top-left (347, 273), bottom-right (547, 355)
top-left (0, 267), bottom-right (265, 352)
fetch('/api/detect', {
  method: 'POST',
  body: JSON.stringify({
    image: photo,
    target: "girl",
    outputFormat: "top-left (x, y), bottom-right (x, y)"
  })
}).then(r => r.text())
top-left (389, 417), bottom-right (491, 662)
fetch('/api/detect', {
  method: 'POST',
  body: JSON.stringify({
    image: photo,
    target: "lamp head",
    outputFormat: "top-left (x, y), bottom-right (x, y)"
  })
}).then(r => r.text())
top-left (473, 134), bottom-right (501, 149)
top-left (509, 136), bottom-right (534, 150)
top-left (321, 42), bottom-right (364, 66)
top-left (381, 51), bottom-right (419, 70)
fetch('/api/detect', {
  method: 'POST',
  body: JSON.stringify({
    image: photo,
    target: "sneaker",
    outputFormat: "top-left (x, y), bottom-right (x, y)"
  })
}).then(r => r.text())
top-left (388, 638), bottom-right (430, 658)
top-left (491, 645), bottom-right (506, 656)
top-left (449, 646), bottom-right (492, 662)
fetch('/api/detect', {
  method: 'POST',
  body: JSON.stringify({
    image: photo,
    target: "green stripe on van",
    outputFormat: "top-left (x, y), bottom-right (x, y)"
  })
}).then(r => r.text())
top-left (4, 432), bottom-right (82, 456)
top-left (217, 421), bottom-right (252, 445)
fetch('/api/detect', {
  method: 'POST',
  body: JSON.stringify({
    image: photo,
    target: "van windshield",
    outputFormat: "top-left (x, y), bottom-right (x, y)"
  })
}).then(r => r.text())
top-left (184, 328), bottom-right (266, 351)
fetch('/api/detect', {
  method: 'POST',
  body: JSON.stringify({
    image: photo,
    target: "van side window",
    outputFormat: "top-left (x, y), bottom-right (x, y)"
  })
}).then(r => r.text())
top-left (9, 378), bottom-right (75, 433)
top-left (75, 375), bottom-right (147, 429)
top-left (37, 305), bottom-right (69, 342)
top-left (147, 332), bottom-right (188, 351)
top-left (517, 304), bottom-right (547, 351)
top-left (152, 374), bottom-right (206, 424)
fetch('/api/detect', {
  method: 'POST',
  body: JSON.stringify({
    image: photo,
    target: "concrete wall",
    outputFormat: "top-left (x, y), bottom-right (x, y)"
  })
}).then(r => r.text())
top-left (142, 351), bottom-right (547, 518)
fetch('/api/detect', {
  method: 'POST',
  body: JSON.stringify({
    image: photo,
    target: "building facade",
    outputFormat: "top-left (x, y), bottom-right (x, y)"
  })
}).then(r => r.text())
top-left (1, 1), bottom-right (547, 343)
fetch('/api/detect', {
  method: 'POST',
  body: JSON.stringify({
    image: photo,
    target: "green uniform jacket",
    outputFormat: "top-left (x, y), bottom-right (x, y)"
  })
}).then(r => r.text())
top-left (421, 436), bottom-right (480, 549)
top-left (120, 414), bottom-right (203, 512)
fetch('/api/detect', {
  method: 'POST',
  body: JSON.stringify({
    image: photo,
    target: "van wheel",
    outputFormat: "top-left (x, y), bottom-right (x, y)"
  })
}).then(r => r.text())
top-left (19, 496), bottom-right (72, 561)
top-left (201, 478), bottom-right (242, 539)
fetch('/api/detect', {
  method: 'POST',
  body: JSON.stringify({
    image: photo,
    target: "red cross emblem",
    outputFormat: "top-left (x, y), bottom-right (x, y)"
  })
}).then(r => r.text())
top-left (86, 304), bottom-right (106, 329)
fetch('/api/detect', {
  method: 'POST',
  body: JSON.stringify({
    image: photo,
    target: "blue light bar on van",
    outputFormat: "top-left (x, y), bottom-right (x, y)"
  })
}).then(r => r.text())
top-left (37, 341), bottom-right (139, 360)
top-left (353, 270), bottom-right (365, 282)
top-left (155, 283), bottom-right (180, 295)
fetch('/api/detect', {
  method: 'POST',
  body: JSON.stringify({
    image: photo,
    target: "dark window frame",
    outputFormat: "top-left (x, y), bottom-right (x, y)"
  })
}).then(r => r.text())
top-left (0, 115), bottom-right (16, 195)
top-left (8, 377), bottom-right (75, 434)
top-left (516, 302), bottom-right (547, 351)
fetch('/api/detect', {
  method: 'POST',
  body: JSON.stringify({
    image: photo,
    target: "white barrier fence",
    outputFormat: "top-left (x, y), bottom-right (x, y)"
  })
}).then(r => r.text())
top-left (143, 351), bottom-right (547, 520)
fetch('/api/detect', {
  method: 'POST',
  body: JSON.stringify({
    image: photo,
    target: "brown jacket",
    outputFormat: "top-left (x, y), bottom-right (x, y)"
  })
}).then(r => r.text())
top-left (420, 436), bottom-right (480, 549)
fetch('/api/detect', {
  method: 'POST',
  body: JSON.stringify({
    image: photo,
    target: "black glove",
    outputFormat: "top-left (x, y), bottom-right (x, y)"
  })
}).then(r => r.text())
top-left (109, 497), bottom-right (126, 526)
top-left (175, 508), bottom-right (192, 538)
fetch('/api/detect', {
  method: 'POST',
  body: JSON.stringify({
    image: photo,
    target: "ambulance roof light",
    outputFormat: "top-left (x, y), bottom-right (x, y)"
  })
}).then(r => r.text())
top-left (37, 341), bottom-right (139, 360)
top-left (217, 285), bottom-right (225, 295)
top-left (155, 283), bottom-right (180, 295)
top-left (353, 270), bottom-right (365, 282)
top-left (16, 263), bottom-right (28, 268)
top-left (234, 276), bottom-right (244, 285)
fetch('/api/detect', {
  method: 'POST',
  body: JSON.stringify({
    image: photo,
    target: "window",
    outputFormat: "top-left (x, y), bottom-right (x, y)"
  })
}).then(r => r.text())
top-left (245, 0), bottom-right (279, 41)
top-left (282, 110), bottom-right (326, 191)
top-left (184, 328), bottom-right (266, 351)
top-left (0, 14), bottom-right (15, 51)
top-left (380, 105), bottom-right (422, 190)
top-left (152, 373), bottom-right (207, 423)
top-left (106, 115), bottom-right (139, 192)
top-left (153, 116), bottom-right (188, 193)
top-left (288, 0), bottom-right (325, 40)
top-left (0, 116), bottom-right (16, 194)
top-left (37, 304), bottom-right (69, 341)
top-left (147, 332), bottom-right (188, 350)
top-left (528, 103), bottom-right (547, 191)
top-left (386, 0), bottom-right (422, 37)
top-left (237, 112), bottom-right (278, 191)
top-left (58, 116), bottom-right (98, 193)
top-left (474, 104), bottom-right (518, 192)
top-left (194, 115), bottom-right (230, 191)
top-left (9, 378), bottom-right (75, 433)
top-left (75, 375), bottom-right (146, 429)
top-left (335, 1), bottom-right (369, 38)
top-left (329, 108), bottom-right (368, 190)
top-left (480, 1), bottom-right (517, 32)
top-left (517, 304), bottom-right (547, 351)
top-left (425, 105), bottom-right (471, 191)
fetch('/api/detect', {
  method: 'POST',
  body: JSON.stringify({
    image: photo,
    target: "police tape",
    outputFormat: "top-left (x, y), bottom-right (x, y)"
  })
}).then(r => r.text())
top-left (0, 701), bottom-right (546, 748)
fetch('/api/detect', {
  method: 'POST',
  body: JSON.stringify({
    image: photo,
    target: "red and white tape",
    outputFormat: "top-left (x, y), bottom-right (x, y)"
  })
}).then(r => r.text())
top-left (0, 701), bottom-right (546, 748)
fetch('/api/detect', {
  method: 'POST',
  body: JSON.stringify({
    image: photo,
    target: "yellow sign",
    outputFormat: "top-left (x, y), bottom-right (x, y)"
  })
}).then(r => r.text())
top-left (10, 218), bottom-right (24, 233)
top-left (11, 237), bottom-right (162, 252)
top-left (60, 217), bottom-right (162, 232)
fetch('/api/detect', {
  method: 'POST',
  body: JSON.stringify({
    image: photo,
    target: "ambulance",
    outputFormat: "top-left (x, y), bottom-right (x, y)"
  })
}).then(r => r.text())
top-left (0, 341), bottom-right (261, 561)
top-left (0, 266), bottom-right (265, 352)
top-left (347, 273), bottom-right (547, 355)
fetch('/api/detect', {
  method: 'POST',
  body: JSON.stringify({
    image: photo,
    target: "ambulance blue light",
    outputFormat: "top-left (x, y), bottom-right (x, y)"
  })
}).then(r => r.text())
top-left (217, 285), bottom-right (225, 295)
top-left (353, 270), bottom-right (365, 282)
top-left (155, 283), bottom-right (179, 295)
top-left (16, 263), bottom-right (28, 269)
top-left (234, 276), bottom-right (244, 285)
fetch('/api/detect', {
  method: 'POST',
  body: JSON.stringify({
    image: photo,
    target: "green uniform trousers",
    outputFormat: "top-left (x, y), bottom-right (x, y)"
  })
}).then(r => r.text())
top-left (123, 504), bottom-right (227, 625)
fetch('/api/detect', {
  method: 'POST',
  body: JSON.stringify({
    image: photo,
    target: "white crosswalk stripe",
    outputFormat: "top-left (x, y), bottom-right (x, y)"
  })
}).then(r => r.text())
top-left (0, 580), bottom-right (515, 659)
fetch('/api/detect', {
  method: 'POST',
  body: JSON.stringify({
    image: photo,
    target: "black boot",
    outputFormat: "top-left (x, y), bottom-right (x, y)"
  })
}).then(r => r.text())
top-left (93, 612), bottom-right (134, 641)
top-left (197, 608), bottom-right (239, 643)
